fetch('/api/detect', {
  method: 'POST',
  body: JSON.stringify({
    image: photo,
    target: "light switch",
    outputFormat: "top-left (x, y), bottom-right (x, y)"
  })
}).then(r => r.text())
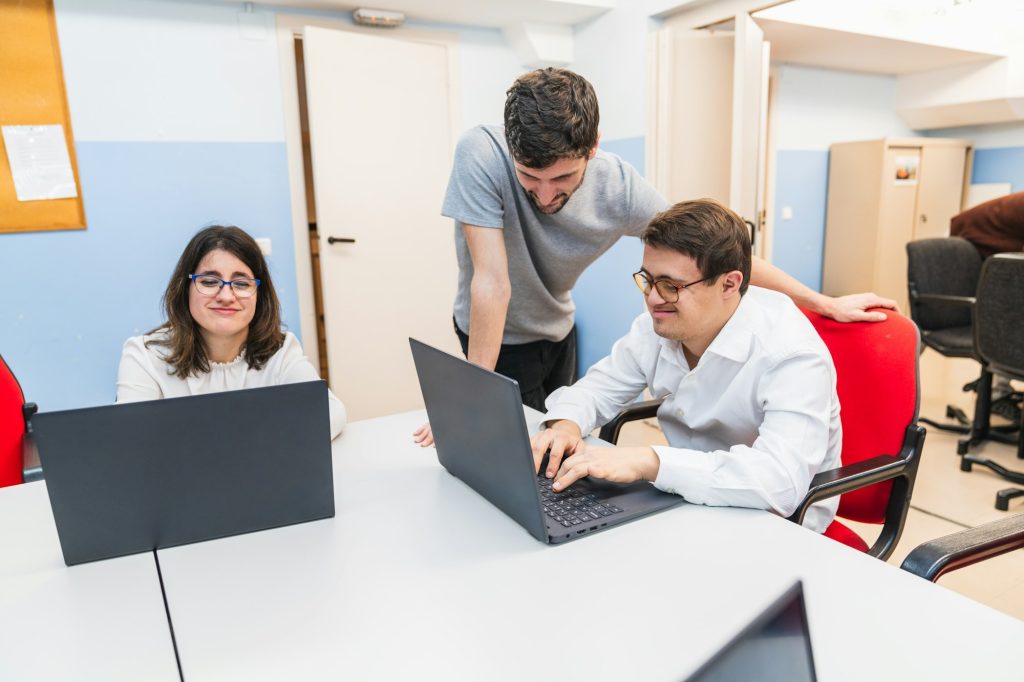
top-left (781, 206), bottom-right (793, 220)
top-left (256, 238), bottom-right (272, 256)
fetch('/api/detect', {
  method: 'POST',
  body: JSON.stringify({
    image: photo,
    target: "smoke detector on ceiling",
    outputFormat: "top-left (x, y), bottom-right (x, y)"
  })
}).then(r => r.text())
top-left (352, 8), bottom-right (405, 28)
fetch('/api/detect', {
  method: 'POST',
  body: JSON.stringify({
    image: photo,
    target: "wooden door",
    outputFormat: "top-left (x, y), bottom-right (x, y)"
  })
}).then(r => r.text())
top-left (303, 26), bottom-right (460, 421)
top-left (877, 146), bottom-right (921, 310)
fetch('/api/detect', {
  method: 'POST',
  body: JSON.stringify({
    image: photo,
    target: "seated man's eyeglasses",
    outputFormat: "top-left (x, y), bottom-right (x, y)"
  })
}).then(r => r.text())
top-left (189, 274), bottom-right (261, 298)
top-left (632, 270), bottom-right (711, 303)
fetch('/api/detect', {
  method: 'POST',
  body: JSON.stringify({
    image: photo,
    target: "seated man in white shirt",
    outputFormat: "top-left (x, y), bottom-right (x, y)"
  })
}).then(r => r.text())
top-left (530, 199), bottom-right (842, 532)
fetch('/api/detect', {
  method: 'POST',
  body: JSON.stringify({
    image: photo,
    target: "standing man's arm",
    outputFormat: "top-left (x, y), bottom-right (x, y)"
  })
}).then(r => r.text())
top-left (463, 224), bottom-right (511, 370)
top-left (750, 257), bottom-right (897, 322)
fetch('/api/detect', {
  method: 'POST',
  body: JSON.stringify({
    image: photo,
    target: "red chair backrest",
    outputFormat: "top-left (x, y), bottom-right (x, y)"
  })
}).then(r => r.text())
top-left (0, 354), bottom-right (26, 488)
top-left (801, 309), bottom-right (919, 523)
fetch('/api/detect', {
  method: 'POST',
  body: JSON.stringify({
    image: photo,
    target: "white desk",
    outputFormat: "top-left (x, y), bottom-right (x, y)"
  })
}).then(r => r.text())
top-left (156, 409), bottom-right (1024, 681)
top-left (0, 480), bottom-right (180, 681)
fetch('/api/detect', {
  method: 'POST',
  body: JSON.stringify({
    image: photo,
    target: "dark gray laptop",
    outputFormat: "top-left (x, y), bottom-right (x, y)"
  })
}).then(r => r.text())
top-left (32, 381), bottom-right (335, 566)
top-left (409, 338), bottom-right (682, 544)
top-left (684, 581), bottom-right (817, 682)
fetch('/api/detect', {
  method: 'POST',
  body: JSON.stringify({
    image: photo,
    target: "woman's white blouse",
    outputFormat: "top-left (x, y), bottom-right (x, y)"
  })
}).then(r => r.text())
top-left (116, 331), bottom-right (346, 439)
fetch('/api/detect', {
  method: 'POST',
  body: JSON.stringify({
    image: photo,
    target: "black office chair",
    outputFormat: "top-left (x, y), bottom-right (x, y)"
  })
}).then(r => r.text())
top-left (900, 513), bottom-right (1024, 582)
top-left (959, 253), bottom-right (1024, 510)
top-left (906, 238), bottom-right (984, 432)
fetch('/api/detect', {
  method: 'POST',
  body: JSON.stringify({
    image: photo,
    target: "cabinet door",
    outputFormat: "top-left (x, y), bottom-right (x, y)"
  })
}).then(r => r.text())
top-left (915, 145), bottom-right (967, 240)
top-left (876, 147), bottom-right (920, 309)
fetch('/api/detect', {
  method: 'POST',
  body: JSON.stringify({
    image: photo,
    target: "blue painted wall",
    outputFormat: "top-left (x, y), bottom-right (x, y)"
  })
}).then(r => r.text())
top-left (772, 150), bottom-right (831, 292)
top-left (767, 144), bottom-right (1024, 300)
top-left (573, 136), bottom-right (646, 375)
top-left (0, 142), bottom-right (298, 411)
top-left (972, 147), bottom-right (1024, 192)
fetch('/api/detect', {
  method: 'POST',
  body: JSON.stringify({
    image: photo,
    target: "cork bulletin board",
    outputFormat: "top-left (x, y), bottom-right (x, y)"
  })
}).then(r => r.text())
top-left (0, 0), bottom-right (85, 233)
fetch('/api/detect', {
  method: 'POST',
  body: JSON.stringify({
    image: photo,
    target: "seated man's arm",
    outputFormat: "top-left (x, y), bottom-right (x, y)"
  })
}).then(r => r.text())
top-left (649, 351), bottom-right (835, 520)
top-left (532, 315), bottom-right (654, 476)
top-left (750, 257), bottom-right (897, 322)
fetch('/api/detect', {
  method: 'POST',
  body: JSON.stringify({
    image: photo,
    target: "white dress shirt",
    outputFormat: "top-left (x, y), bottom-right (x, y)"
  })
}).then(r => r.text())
top-left (544, 286), bottom-right (842, 533)
top-left (116, 331), bottom-right (346, 440)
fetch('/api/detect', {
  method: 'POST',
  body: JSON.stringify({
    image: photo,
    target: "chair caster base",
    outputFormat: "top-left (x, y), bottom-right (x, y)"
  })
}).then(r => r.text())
top-left (996, 488), bottom-right (1024, 512)
top-left (960, 457), bottom-right (973, 472)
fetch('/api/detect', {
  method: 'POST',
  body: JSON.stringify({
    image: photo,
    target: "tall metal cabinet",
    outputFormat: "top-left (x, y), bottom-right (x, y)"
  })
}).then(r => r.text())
top-left (822, 137), bottom-right (973, 310)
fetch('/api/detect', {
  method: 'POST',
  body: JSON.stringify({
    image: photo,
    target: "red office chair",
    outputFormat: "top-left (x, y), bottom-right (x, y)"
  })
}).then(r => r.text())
top-left (600, 308), bottom-right (925, 560)
top-left (787, 309), bottom-right (925, 559)
top-left (0, 353), bottom-right (37, 488)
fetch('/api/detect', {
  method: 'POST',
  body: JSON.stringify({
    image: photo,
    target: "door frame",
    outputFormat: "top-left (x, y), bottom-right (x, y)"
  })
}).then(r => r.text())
top-left (274, 14), bottom-right (461, 368)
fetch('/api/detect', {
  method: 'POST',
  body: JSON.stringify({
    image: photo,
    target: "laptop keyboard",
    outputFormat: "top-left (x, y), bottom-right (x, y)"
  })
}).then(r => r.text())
top-left (537, 476), bottom-right (624, 528)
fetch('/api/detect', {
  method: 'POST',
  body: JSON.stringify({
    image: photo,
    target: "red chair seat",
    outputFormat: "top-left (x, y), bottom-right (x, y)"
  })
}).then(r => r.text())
top-left (823, 520), bottom-right (870, 554)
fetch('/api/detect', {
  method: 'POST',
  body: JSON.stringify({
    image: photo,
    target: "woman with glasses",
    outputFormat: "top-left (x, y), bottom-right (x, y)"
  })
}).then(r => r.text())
top-left (116, 225), bottom-right (345, 439)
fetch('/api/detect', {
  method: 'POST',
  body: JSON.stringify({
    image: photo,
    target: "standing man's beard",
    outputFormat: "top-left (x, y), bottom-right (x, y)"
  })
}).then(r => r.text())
top-left (526, 168), bottom-right (587, 215)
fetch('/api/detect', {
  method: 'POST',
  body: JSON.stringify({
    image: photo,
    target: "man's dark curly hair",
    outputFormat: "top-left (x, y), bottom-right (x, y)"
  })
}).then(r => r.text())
top-left (504, 68), bottom-right (599, 169)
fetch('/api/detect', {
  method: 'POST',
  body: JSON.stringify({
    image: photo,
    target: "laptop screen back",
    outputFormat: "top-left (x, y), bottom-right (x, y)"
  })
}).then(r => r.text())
top-left (409, 338), bottom-right (548, 542)
top-left (684, 581), bottom-right (816, 682)
top-left (32, 381), bottom-right (335, 565)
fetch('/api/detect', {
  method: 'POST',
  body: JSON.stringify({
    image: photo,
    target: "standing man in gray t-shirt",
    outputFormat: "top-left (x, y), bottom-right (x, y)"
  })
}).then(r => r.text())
top-left (415, 68), bottom-right (896, 439)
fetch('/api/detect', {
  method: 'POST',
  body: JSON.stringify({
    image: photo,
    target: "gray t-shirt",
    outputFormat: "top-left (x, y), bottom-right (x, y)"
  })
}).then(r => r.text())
top-left (442, 125), bottom-right (669, 345)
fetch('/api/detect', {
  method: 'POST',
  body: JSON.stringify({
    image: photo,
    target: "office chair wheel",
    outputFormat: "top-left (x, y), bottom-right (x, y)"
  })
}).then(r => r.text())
top-left (960, 457), bottom-right (973, 472)
top-left (957, 439), bottom-right (970, 456)
top-left (995, 488), bottom-right (1024, 511)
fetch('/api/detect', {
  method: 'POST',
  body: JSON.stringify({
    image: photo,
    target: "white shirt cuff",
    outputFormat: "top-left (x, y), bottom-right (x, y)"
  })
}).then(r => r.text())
top-left (651, 445), bottom-right (716, 501)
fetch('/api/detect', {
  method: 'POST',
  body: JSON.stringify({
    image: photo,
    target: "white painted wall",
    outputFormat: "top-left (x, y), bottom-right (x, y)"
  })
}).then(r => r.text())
top-left (571, 2), bottom-right (665, 140)
top-left (449, 25), bottom-right (524, 130)
top-left (773, 64), bottom-right (918, 150)
top-left (54, 0), bottom-right (286, 142)
top-left (923, 121), bottom-right (1024, 149)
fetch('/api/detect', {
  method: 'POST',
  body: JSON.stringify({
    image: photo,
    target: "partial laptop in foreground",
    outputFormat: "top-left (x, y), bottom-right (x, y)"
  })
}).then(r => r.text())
top-left (32, 381), bottom-right (335, 566)
top-left (684, 581), bottom-right (817, 682)
top-left (409, 338), bottom-right (682, 545)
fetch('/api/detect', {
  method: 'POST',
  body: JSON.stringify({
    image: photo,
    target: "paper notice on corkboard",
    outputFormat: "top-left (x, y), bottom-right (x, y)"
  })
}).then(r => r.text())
top-left (2, 124), bottom-right (78, 201)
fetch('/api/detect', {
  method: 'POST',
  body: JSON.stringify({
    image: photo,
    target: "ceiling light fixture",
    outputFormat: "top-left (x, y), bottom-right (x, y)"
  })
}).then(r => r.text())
top-left (352, 8), bottom-right (405, 28)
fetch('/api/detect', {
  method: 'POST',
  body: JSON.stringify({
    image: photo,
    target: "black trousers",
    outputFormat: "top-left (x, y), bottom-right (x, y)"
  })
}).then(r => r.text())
top-left (454, 320), bottom-right (577, 412)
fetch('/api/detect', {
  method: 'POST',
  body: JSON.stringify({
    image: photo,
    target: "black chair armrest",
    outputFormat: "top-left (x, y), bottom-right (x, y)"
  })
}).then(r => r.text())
top-left (598, 399), bottom-right (664, 444)
top-left (913, 293), bottom-right (975, 307)
top-left (22, 402), bottom-right (42, 482)
top-left (900, 514), bottom-right (1024, 582)
top-left (789, 424), bottom-right (925, 561)
top-left (787, 454), bottom-right (906, 524)
top-left (22, 433), bottom-right (42, 482)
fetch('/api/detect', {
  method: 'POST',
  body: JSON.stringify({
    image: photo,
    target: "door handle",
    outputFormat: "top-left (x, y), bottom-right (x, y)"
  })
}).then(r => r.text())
top-left (327, 236), bottom-right (356, 244)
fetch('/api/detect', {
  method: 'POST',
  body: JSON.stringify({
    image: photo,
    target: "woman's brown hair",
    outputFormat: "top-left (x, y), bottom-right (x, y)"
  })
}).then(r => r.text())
top-left (146, 225), bottom-right (284, 378)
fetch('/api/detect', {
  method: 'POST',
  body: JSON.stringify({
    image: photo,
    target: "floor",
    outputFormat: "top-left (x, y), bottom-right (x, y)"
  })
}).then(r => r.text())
top-left (615, 346), bottom-right (1024, 620)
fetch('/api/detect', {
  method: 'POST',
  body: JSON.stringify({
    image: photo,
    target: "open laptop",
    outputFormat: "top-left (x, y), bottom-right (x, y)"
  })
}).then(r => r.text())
top-left (31, 380), bottom-right (335, 566)
top-left (684, 581), bottom-right (817, 682)
top-left (409, 338), bottom-right (682, 544)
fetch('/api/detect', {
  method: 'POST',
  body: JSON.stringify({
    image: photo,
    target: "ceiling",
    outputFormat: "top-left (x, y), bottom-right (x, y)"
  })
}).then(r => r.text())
top-left (236, 0), bottom-right (616, 29)
top-left (755, 18), bottom-right (1003, 75)
top-left (753, 0), bottom-right (1009, 75)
